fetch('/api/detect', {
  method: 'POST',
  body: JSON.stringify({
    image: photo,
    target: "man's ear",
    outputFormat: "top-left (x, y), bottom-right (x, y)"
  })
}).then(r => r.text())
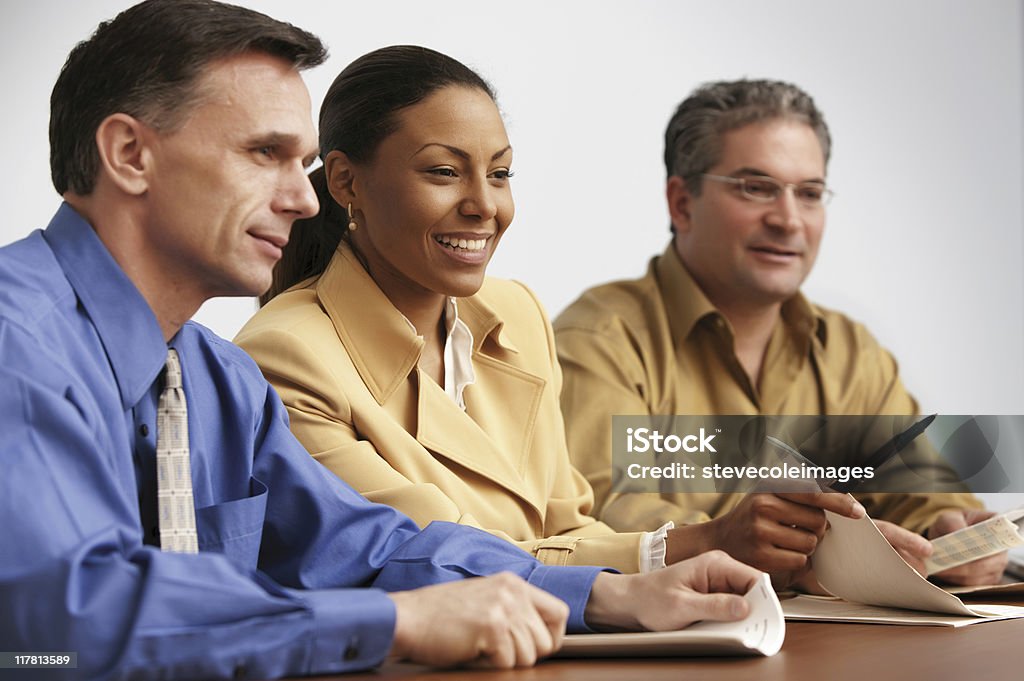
top-left (666, 175), bottom-right (694, 235)
top-left (324, 150), bottom-right (358, 207)
top-left (94, 113), bottom-right (151, 196)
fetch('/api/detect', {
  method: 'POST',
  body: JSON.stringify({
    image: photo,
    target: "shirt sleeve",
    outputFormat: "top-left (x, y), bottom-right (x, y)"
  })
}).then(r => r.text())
top-left (0, 342), bottom-right (417, 680)
top-left (244, 375), bottom-right (604, 627)
top-left (247, 380), bottom-right (605, 634)
top-left (366, 521), bottom-right (604, 634)
top-left (828, 323), bottom-right (983, 532)
top-left (0, 329), bottom-right (600, 680)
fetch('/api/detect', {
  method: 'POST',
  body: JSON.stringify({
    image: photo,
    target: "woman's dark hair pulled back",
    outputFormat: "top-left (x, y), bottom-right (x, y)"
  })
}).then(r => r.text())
top-left (262, 45), bottom-right (495, 303)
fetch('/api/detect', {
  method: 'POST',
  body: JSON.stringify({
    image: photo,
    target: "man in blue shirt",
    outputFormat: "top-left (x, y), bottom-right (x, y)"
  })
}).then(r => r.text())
top-left (0, 1), bottom-right (766, 678)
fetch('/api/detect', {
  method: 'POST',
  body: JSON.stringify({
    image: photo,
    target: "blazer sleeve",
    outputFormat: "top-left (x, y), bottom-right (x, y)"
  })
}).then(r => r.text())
top-left (510, 281), bottom-right (646, 573)
top-left (555, 319), bottom-right (712, 531)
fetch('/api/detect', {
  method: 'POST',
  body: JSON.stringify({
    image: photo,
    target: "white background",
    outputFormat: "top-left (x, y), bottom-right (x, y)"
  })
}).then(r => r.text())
top-left (2, 0), bottom-right (1022, 421)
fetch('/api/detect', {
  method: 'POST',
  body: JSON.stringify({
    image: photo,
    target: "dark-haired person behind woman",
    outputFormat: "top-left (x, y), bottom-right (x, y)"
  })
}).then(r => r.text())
top-left (234, 45), bottom-right (862, 579)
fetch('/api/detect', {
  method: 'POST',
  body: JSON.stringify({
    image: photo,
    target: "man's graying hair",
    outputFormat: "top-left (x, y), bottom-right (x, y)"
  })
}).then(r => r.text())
top-left (50, 0), bottom-right (327, 196)
top-left (663, 79), bottom-right (831, 195)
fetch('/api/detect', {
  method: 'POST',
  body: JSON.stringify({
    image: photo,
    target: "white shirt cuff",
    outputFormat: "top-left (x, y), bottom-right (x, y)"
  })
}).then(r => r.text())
top-left (638, 521), bottom-right (674, 573)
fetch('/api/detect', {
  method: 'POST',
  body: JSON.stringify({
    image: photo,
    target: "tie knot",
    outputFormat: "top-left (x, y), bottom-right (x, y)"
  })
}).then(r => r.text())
top-left (164, 348), bottom-right (183, 390)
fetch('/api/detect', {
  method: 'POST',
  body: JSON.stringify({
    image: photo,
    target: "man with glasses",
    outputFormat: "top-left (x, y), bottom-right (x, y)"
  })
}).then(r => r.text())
top-left (554, 79), bottom-right (1004, 588)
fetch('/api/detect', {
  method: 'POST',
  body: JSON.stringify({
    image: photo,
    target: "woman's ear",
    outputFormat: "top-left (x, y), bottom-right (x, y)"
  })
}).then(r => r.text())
top-left (324, 150), bottom-right (357, 207)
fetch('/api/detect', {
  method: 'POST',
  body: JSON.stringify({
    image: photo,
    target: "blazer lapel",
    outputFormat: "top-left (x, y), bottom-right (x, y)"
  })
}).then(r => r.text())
top-left (316, 243), bottom-right (422, 404)
top-left (414, 374), bottom-right (543, 519)
top-left (464, 355), bottom-right (544, 475)
top-left (421, 294), bottom-right (548, 517)
top-left (317, 243), bottom-right (548, 519)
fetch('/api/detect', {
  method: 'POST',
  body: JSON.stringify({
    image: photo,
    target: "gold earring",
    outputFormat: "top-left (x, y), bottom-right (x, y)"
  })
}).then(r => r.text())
top-left (347, 203), bottom-right (358, 231)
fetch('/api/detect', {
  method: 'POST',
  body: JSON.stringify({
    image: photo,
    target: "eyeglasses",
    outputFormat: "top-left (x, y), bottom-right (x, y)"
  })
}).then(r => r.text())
top-left (701, 174), bottom-right (834, 207)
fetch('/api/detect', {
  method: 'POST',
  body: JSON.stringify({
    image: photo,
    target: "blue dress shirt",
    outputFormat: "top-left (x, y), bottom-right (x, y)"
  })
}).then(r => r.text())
top-left (0, 204), bottom-right (601, 680)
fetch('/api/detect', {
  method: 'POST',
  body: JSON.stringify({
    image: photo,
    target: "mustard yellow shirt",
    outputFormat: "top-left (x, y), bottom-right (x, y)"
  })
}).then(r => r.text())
top-left (553, 244), bottom-right (979, 534)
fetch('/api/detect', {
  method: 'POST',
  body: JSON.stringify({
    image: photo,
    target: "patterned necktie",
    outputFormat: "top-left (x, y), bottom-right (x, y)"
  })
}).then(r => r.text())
top-left (157, 348), bottom-right (198, 553)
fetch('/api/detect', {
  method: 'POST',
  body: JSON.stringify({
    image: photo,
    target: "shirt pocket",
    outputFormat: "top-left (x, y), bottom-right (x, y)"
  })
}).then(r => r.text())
top-left (195, 477), bottom-right (267, 571)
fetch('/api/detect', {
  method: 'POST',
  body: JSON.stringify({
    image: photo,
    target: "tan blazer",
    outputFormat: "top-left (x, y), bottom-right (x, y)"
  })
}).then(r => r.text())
top-left (236, 243), bottom-right (644, 572)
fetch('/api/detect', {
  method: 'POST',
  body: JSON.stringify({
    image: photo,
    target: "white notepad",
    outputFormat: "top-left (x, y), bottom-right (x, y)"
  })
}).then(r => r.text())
top-left (558, 573), bottom-right (784, 657)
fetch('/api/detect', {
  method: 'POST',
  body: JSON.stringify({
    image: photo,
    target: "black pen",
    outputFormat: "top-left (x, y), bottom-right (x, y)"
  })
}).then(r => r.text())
top-left (828, 413), bottom-right (937, 493)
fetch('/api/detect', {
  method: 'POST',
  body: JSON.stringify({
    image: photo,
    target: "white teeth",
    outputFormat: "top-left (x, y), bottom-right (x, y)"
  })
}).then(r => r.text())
top-left (435, 236), bottom-right (487, 251)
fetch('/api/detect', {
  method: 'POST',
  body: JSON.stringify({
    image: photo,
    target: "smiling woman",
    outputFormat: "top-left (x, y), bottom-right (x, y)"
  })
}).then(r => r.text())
top-left (235, 45), bottom-right (652, 573)
top-left (326, 83), bottom-right (514, 356)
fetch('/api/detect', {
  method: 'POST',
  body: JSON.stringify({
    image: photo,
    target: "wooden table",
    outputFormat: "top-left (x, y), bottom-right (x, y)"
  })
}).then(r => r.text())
top-left (289, 619), bottom-right (1024, 681)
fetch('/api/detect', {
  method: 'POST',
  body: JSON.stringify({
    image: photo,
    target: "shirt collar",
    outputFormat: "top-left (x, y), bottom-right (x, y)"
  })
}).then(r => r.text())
top-left (395, 296), bottom-right (477, 409)
top-left (441, 298), bottom-right (476, 409)
top-left (654, 242), bottom-right (828, 349)
top-left (43, 202), bottom-right (167, 409)
top-left (316, 240), bottom-right (514, 405)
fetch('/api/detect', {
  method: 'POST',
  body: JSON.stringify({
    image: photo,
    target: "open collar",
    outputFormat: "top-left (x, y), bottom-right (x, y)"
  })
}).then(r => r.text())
top-left (43, 203), bottom-right (167, 410)
top-left (654, 242), bottom-right (828, 351)
top-left (315, 240), bottom-right (518, 405)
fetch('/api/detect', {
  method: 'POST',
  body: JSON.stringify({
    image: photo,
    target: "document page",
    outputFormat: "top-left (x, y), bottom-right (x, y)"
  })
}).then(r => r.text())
top-left (782, 595), bottom-right (1024, 627)
top-left (559, 572), bottom-right (784, 657)
top-left (814, 510), bottom-right (982, 615)
top-left (794, 498), bottom-right (1024, 625)
top-left (925, 509), bottom-right (1024, 574)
